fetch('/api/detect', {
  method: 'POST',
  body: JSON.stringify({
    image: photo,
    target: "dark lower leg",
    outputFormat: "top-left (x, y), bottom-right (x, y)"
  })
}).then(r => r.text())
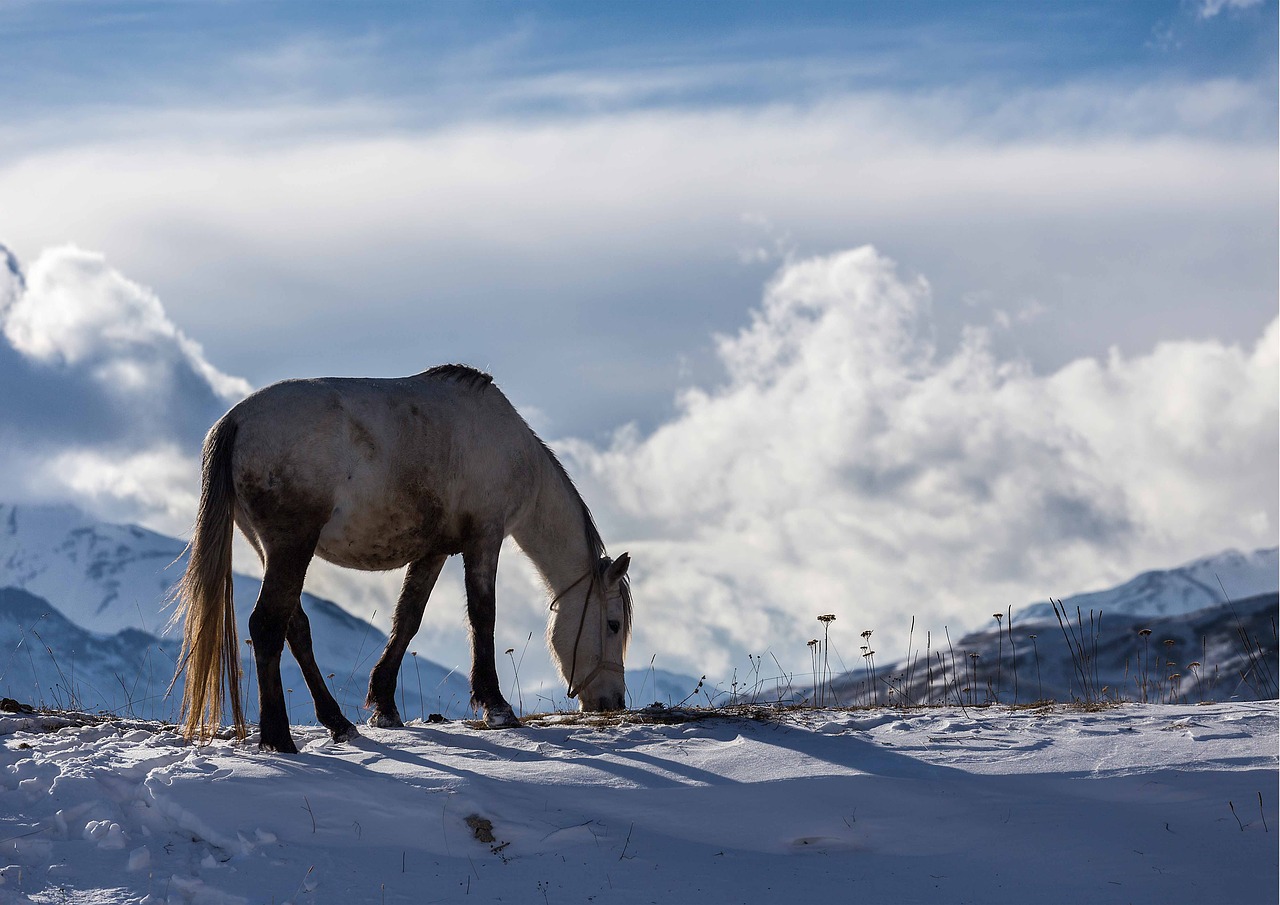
top-left (367, 555), bottom-right (446, 727)
top-left (464, 541), bottom-right (515, 726)
top-left (249, 542), bottom-right (317, 754)
top-left (287, 607), bottom-right (357, 741)
top-left (251, 610), bottom-right (295, 753)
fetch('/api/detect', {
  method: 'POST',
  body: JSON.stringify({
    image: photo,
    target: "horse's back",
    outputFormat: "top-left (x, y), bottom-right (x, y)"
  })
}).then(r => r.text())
top-left (225, 370), bottom-right (542, 568)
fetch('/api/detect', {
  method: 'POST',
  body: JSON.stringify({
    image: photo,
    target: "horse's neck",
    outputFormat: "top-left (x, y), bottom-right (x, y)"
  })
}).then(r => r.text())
top-left (512, 469), bottom-right (594, 594)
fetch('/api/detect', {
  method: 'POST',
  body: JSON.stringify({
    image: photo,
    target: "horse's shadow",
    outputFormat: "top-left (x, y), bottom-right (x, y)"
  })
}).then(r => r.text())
top-left (336, 724), bottom-right (728, 790)
top-left (293, 713), bottom-right (970, 793)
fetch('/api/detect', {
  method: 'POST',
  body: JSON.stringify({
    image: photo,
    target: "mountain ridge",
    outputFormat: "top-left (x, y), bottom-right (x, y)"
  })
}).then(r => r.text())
top-left (0, 502), bottom-right (474, 723)
top-left (1017, 546), bottom-right (1277, 621)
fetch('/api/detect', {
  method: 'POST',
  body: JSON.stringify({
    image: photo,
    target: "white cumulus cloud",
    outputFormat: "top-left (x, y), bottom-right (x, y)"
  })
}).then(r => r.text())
top-left (0, 245), bottom-right (250, 532)
top-left (3, 245), bottom-right (250, 400)
top-left (564, 247), bottom-right (1279, 680)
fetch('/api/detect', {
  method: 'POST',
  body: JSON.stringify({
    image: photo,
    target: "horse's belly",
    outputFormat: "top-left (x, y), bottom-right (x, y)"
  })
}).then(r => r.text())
top-left (314, 502), bottom-right (446, 570)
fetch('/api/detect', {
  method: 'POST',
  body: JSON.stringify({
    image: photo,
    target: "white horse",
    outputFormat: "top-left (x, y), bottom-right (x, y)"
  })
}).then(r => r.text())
top-left (172, 364), bottom-right (631, 753)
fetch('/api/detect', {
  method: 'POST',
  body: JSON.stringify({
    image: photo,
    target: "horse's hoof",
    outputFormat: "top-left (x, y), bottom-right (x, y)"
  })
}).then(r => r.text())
top-left (259, 737), bottom-right (299, 754)
top-left (330, 722), bottom-right (360, 743)
top-left (368, 711), bottom-right (404, 729)
top-left (484, 706), bottom-right (520, 729)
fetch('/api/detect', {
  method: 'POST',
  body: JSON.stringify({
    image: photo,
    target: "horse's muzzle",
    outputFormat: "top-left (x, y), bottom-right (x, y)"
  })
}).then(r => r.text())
top-left (582, 693), bottom-right (626, 712)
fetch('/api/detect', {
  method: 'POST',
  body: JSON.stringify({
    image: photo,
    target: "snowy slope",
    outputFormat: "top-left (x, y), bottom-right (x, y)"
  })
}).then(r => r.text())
top-left (1018, 547), bottom-right (1278, 621)
top-left (0, 585), bottom-right (472, 726)
top-left (773, 548), bottom-right (1278, 709)
top-left (0, 504), bottom-right (473, 723)
top-left (0, 703), bottom-right (1275, 904)
top-left (0, 503), bottom-right (184, 637)
top-left (815, 592), bottom-right (1278, 708)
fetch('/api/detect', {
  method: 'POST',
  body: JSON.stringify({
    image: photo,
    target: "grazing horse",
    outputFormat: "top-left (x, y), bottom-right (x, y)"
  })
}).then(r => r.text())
top-left (172, 364), bottom-right (632, 753)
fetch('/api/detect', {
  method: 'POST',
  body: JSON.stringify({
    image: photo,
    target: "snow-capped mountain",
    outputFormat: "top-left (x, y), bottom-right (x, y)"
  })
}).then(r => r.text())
top-left (0, 503), bottom-right (473, 723)
top-left (814, 591), bottom-right (1277, 707)
top-left (1017, 547), bottom-right (1278, 621)
top-left (784, 548), bottom-right (1279, 707)
top-left (0, 503), bottom-right (189, 637)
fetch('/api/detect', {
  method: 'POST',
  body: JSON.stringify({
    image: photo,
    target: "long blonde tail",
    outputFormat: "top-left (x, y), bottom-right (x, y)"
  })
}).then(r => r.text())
top-left (170, 417), bottom-right (246, 742)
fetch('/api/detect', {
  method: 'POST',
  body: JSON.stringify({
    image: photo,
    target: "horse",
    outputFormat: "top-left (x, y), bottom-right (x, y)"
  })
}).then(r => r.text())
top-left (171, 364), bottom-right (632, 753)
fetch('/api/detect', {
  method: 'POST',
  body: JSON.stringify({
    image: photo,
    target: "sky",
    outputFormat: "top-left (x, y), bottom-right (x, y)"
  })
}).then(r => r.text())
top-left (0, 0), bottom-right (1276, 691)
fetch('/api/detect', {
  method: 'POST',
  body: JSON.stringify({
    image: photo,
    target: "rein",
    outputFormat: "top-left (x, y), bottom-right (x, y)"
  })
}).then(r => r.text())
top-left (549, 569), bottom-right (624, 699)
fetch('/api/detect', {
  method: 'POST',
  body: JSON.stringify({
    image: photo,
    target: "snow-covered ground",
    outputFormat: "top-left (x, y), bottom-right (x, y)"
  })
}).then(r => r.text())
top-left (2, 702), bottom-right (1276, 904)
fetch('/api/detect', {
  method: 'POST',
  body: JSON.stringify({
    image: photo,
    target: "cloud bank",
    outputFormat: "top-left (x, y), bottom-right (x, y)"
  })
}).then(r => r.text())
top-left (1, 242), bottom-right (1274, 691)
top-left (0, 81), bottom-right (1273, 441)
top-left (0, 244), bottom-right (250, 530)
top-left (563, 247), bottom-right (1279, 679)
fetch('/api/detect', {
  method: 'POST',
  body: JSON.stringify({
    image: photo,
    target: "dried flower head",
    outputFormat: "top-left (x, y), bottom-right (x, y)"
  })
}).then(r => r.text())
top-left (818, 614), bottom-right (836, 624)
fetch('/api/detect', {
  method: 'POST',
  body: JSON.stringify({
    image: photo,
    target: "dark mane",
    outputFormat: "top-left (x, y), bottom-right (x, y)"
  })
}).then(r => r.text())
top-left (422, 363), bottom-right (494, 390)
top-left (534, 433), bottom-right (634, 639)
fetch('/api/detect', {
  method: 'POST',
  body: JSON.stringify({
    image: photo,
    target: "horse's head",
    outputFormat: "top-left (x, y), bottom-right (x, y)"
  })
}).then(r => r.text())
top-left (549, 552), bottom-right (631, 712)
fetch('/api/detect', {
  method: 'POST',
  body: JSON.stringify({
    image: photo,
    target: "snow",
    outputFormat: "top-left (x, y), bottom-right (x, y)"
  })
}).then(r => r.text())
top-left (1018, 547), bottom-right (1278, 622)
top-left (2, 702), bottom-right (1276, 904)
top-left (0, 503), bottom-right (477, 724)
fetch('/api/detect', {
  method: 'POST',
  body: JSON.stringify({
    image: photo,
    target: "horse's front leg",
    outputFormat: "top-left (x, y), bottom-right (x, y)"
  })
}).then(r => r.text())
top-left (463, 535), bottom-right (518, 728)
top-left (366, 553), bottom-right (447, 728)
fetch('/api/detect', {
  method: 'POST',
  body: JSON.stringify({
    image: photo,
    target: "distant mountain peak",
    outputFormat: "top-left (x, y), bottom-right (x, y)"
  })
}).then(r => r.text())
top-left (0, 500), bottom-right (473, 722)
top-left (1018, 546), bottom-right (1279, 622)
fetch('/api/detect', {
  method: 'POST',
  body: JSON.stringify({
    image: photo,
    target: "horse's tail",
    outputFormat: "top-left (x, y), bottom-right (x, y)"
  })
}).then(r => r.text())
top-left (169, 416), bottom-right (246, 742)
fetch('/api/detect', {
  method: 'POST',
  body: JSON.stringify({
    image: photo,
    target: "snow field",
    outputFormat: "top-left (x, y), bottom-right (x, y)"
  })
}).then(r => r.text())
top-left (0, 702), bottom-right (1276, 904)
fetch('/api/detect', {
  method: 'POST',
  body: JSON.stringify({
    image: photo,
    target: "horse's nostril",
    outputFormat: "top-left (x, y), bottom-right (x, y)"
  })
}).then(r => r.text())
top-left (607, 619), bottom-right (621, 634)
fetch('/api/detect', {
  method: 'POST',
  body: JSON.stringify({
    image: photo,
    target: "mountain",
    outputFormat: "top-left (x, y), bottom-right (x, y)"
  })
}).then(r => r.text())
top-left (816, 592), bottom-right (1277, 707)
top-left (1017, 547), bottom-right (1278, 621)
top-left (0, 503), bottom-right (473, 723)
top-left (783, 548), bottom-right (1279, 707)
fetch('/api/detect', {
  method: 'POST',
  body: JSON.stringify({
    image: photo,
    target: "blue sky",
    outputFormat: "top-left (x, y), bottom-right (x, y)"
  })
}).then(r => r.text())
top-left (1, 1), bottom-right (1275, 149)
top-left (2, 2), bottom-right (1274, 103)
top-left (0, 0), bottom-right (1276, 688)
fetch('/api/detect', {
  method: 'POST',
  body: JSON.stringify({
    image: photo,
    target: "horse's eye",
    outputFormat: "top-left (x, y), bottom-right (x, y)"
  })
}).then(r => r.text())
top-left (607, 619), bottom-right (621, 634)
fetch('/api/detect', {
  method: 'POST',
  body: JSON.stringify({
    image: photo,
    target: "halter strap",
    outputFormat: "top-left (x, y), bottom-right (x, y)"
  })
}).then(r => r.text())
top-left (548, 570), bottom-right (593, 612)
top-left (550, 568), bottom-right (624, 700)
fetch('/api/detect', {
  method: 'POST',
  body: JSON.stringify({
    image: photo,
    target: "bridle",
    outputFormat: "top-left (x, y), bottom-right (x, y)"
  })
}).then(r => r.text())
top-left (549, 567), bottom-right (625, 699)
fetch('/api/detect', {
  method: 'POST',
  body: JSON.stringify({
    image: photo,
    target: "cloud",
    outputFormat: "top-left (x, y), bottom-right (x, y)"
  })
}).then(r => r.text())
top-left (0, 241), bottom-right (1274, 695)
top-left (0, 85), bottom-right (1272, 447)
top-left (563, 247), bottom-right (1279, 680)
top-left (0, 244), bottom-right (249, 530)
top-left (1198, 0), bottom-right (1265, 19)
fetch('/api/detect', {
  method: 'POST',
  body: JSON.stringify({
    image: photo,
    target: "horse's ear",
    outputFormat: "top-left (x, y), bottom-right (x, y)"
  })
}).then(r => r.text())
top-left (605, 552), bottom-right (630, 585)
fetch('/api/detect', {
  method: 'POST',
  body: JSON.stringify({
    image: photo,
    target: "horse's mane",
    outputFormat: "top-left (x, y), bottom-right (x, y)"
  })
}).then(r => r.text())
top-left (422, 363), bottom-right (494, 390)
top-left (532, 434), bottom-right (634, 639)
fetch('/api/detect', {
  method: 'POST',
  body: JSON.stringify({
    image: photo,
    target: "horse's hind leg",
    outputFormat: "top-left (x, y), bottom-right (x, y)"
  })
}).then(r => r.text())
top-left (463, 535), bottom-right (518, 728)
top-left (366, 554), bottom-right (447, 728)
top-left (249, 539), bottom-right (318, 754)
top-left (287, 606), bottom-right (359, 742)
